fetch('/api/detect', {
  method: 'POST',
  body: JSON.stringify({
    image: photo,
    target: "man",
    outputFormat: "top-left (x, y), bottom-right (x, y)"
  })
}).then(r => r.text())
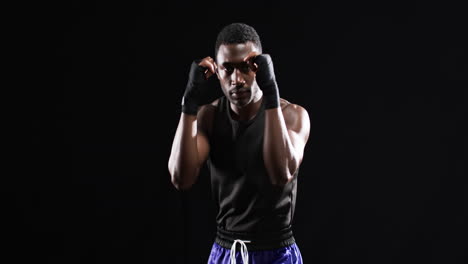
top-left (168, 23), bottom-right (310, 264)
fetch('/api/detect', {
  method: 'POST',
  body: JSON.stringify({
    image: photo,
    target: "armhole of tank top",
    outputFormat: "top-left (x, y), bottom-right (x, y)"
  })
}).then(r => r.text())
top-left (289, 190), bottom-right (293, 226)
top-left (290, 169), bottom-right (299, 225)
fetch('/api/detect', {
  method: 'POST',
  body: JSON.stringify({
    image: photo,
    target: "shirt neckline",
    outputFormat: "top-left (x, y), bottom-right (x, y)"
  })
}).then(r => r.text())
top-left (225, 96), bottom-right (265, 126)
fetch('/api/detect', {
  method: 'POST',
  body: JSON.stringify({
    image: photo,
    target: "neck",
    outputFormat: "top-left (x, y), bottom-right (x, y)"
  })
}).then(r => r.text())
top-left (230, 89), bottom-right (263, 121)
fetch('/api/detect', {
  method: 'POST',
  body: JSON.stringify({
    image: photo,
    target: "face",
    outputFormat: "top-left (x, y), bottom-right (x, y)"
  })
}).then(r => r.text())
top-left (215, 42), bottom-right (260, 107)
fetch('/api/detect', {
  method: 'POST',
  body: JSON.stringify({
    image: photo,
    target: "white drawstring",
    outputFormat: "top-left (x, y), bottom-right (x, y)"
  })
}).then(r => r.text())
top-left (230, 239), bottom-right (250, 264)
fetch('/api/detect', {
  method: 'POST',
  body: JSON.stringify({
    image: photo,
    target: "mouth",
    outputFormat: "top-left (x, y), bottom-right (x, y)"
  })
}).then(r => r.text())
top-left (230, 88), bottom-right (251, 99)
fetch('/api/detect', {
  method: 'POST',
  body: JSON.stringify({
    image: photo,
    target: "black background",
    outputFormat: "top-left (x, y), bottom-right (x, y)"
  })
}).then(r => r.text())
top-left (22, 1), bottom-right (467, 263)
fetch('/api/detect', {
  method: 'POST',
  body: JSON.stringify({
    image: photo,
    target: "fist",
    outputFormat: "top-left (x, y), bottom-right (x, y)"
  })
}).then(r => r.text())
top-left (252, 54), bottom-right (276, 85)
top-left (182, 57), bottom-right (223, 115)
top-left (248, 53), bottom-right (280, 109)
top-left (198, 56), bottom-right (218, 80)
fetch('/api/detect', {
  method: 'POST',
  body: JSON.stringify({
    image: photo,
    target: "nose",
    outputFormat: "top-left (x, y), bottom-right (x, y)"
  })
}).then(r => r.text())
top-left (231, 68), bottom-right (245, 87)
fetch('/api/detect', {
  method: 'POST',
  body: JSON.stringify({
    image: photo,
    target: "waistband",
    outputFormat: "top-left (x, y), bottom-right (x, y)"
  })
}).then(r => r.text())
top-left (215, 225), bottom-right (295, 251)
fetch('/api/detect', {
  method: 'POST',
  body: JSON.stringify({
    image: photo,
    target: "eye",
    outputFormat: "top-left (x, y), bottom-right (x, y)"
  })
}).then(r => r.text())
top-left (239, 64), bottom-right (251, 73)
top-left (223, 65), bottom-right (234, 74)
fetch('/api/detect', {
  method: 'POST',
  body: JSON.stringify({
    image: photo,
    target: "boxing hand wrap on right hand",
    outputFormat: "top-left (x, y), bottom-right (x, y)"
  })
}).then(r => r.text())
top-left (181, 60), bottom-right (210, 115)
top-left (254, 54), bottom-right (280, 109)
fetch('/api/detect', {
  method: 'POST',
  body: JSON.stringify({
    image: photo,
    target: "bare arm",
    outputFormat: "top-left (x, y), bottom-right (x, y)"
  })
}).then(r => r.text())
top-left (168, 107), bottom-right (212, 190)
top-left (168, 57), bottom-right (217, 190)
top-left (263, 101), bottom-right (311, 186)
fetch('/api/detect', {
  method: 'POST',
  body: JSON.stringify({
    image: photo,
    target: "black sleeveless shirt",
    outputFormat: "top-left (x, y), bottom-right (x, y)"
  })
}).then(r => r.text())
top-left (207, 96), bottom-right (298, 250)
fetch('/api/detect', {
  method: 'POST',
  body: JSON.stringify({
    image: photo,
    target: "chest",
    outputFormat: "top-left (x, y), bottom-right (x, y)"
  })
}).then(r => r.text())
top-left (209, 112), bottom-right (265, 173)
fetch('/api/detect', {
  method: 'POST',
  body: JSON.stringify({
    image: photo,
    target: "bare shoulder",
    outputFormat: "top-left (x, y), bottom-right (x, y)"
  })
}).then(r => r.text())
top-left (280, 98), bottom-right (309, 118)
top-left (280, 98), bottom-right (310, 131)
top-left (197, 98), bottom-right (221, 136)
top-left (210, 98), bottom-right (220, 107)
top-left (198, 98), bottom-right (220, 115)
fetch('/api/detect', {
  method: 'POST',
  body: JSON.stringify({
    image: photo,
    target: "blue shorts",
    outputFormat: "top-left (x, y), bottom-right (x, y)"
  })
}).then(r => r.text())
top-left (207, 241), bottom-right (303, 264)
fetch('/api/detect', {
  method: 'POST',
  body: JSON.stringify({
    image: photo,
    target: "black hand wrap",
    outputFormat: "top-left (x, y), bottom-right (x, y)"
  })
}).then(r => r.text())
top-left (181, 60), bottom-right (210, 115)
top-left (254, 54), bottom-right (280, 109)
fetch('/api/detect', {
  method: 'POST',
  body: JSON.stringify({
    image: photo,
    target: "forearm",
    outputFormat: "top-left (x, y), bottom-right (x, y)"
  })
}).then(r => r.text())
top-left (168, 113), bottom-right (200, 189)
top-left (263, 108), bottom-right (299, 186)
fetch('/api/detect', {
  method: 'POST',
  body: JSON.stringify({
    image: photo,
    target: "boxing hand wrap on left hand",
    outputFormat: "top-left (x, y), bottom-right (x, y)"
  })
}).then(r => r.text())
top-left (254, 54), bottom-right (280, 109)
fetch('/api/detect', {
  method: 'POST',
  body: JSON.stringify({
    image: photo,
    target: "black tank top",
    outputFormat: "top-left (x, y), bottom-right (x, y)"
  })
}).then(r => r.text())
top-left (207, 96), bottom-right (298, 250)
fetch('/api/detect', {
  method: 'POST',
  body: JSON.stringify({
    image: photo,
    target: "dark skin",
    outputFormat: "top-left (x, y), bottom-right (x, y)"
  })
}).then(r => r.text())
top-left (168, 42), bottom-right (310, 190)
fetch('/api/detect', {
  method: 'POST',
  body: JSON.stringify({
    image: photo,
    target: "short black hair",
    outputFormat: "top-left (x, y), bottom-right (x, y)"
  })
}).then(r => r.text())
top-left (215, 23), bottom-right (262, 57)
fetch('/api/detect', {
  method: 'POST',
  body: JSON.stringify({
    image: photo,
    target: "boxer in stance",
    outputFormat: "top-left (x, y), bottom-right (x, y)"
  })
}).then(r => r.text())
top-left (168, 23), bottom-right (310, 264)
